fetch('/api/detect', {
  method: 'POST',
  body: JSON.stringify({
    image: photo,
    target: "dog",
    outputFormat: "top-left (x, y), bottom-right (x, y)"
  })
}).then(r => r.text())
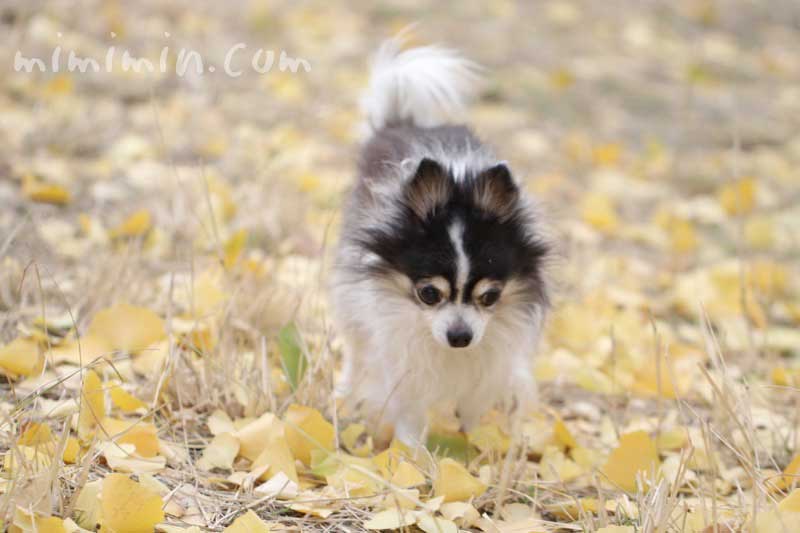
top-left (331, 37), bottom-right (550, 445)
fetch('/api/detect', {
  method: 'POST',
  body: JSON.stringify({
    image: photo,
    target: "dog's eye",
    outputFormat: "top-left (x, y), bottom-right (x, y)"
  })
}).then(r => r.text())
top-left (479, 289), bottom-right (501, 307)
top-left (417, 285), bottom-right (443, 306)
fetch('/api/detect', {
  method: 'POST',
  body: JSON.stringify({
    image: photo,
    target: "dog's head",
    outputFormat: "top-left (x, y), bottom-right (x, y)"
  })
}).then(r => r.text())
top-left (358, 158), bottom-right (549, 350)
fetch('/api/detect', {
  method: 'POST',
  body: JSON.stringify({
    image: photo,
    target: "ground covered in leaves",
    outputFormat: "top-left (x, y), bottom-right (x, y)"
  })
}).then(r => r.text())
top-left (2, 1), bottom-right (800, 531)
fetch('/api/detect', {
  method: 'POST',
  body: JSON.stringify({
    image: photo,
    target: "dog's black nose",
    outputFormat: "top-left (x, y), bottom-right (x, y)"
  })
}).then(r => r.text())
top-left (447, 327), bottom-right (473, 348)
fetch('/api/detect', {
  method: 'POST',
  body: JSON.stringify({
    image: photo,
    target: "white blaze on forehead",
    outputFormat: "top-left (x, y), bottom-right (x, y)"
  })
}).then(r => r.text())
top-left (448, 219), bottom-right (470, 296)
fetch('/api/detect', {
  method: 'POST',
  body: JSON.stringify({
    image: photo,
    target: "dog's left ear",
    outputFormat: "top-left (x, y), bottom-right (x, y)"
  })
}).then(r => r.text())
top-left (474, 163), bottom-right (519, 219)
top-left (405, 158), bottom-right (452, 220)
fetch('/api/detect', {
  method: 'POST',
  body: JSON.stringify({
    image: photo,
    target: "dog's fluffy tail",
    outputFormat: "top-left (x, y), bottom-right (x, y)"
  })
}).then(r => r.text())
top-left (360, 37), bottom-right (481, 134)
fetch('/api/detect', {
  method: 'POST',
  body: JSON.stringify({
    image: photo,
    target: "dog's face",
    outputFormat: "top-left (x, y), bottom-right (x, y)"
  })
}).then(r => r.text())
top-left (361, 158), bottom-right (548, 350)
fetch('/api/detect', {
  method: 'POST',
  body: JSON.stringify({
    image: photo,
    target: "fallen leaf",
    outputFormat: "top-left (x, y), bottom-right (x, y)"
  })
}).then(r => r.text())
top-left (18, 422), bottom-right (53, 446)
top-left (196, 432), bottom-right (239, 471)
top-left (341, 423), bottom-right (373, 457)
top-left (434, 458), bottom-right (487, 502)
top-left (364, 508), bottom-right (417, 530)
top-left (223, 510), bottom-right (271, 533)
top-left (0, 337), bottom-right (41, 378)
top-left (110, 209), bottom-right (152, 238)
top-left (48, 335), bottom-right (112, 366)
top-left (101, 417), bottom-right (160, 457)
top-left (235, 412), bottom-right (281, 461)
top-left (208, 409), bottom-right (236, 436)
top-left (224, 229), bottom-right (248, 269)
top-left (416, 513), bottom-right (458, 533)
top-left (539, 446), bottom-right (584, 482)
top-left (601, 430), bottom-right (660, 492)
top-left (110, 384), bottom-right (147, 413)
top-left (254, 471), bottom-right (299, 499)
top-left (101, 473), bottom-right (164, 533)
top-left (278, 324), bottom-right (306, 391)
top-left (440, 501), bottom-right (481, 528)
top-left (718, 177), bottom-right (757, 216)
top-left (11, 507), bottom-right (68, 533)
top-left (250, 423), bottom-right (298, 483)
top-left (78, 369), bottom-right (105, 440)
top-left (468, 424), bottom-right (510, 454)
top-left (100, 442), bottom-right (166, 473)
top-left (283, 403), bottom-right (335, 465)
top-left (87, 303), bottom-right (166, 353)
top-left (390, 460), bottom-right (426, 488)
top-left (22, 174), bottom-right (71, 205)
top-left (755, 489), bottom-right (800, 533)
top-left (581, 192), bottom-right (620, 233)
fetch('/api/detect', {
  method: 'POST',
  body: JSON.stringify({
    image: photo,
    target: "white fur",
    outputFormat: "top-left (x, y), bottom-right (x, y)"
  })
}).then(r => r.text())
top-left (360, 37), bottom-right (482, 134)
top-left (448, 220), bottom-right (470, 291)
top-left (332, 273), bottom-right (542, 445)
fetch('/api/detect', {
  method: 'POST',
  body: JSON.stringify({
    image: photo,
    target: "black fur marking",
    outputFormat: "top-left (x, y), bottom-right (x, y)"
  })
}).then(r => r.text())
top-left (358, 165), bottom-right (549, 307)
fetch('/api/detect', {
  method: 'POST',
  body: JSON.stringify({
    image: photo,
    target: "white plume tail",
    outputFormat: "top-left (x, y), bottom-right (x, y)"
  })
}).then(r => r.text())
top-left (360, 37), bottom-right (482, 133)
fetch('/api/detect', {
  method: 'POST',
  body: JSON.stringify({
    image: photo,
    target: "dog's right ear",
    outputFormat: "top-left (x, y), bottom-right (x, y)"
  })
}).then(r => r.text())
top-left (405, 158), bottom-right (451, 220)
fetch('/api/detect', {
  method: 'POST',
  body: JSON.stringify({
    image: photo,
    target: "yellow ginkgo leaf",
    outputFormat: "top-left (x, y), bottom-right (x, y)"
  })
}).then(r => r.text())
top-left (235, 412), bottom-right (281, 461)
top-left (669, 218), bottom-right (699, 254)
top-left (18, 422), bottom-right (53, 446)
top-left (73, 480), bottom-right (102, 530)
top-left (196, 432), bottom-right (240, 471)
top-left (755, 489), bottom-right (800, 533)
top-left (601, 430), bottom-right (660, 492)
top-left (191, 269), bottom-right (227, 318)
top-left (749, 260), bottom-right (789, 297)
top-left (717, 177), bottom-right (757, 216)
top-left (101, 417), bottom-right (160, 458)
top-left (390, 460), bottom-right (426, 488)
top-left (248, 419), bottom-right (298, 483)
top-left (4, 445), bottom-right (54, 474)
top-left (63, 437), bottom-right (81, 464)
top-left (433, 458), bottom-right (487, 502)
top-left (208, 409), bottom-right (236, 436)
top-left (101, 473), bottom-right (164, 533)
top-left (87, 303), bottom-right (166, 353)
top-left (48, 334), bottom-right (112, 366)
top-left (11, 507), bottom-right (68, 533)
top-left (110, 385), bottom-right (147, 413)
top-left (539, 446), bottom-right (584, 483)
top-left (364, 508), bottom-right (417, 530)
top-left (341, 423), bottom-right (373, 457)
top-left (775, 454), bottom-right (800, 491)
top-left (373, 447), bottom-right (407, 480)
top-left (109, 209), bottom-right (152, 238)
top-left (22, 174), bottom-right (71, 205)
top-left (581, 193), bottom-right (619, 233)
top-left (553, 418), bottom-right (577, 450)
top-left (283, 404), bottom-right (335, 465)
top-left (224, 229), bottom-right (248, 269)
top-left (325, 457), bottom-right (381, 497)
top-left (223, 510), bottom-right (271, 533)
top-left (439, 502), bottom-right (480, 528)
top-left (0, 337), bottom-right (41, 378)
top-left (468, 424), bottom-right (510, 454)
top-left (78, 369), bottom-right (105, 440)
top-left (592, 142), bottom-right (623, 166)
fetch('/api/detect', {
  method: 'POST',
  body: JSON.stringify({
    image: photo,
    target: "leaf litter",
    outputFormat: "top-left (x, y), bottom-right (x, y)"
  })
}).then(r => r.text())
top-left (1, 1), bottom-right (800, 531)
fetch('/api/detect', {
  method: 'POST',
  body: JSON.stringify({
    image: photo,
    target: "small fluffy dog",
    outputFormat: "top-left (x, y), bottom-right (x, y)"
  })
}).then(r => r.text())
top-left (331, 38), bottom-right (550, 445)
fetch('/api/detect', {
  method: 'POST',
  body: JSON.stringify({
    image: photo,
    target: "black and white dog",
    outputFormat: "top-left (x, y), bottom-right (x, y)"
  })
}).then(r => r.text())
top-left (331, 38), bottom-right (550, 445)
